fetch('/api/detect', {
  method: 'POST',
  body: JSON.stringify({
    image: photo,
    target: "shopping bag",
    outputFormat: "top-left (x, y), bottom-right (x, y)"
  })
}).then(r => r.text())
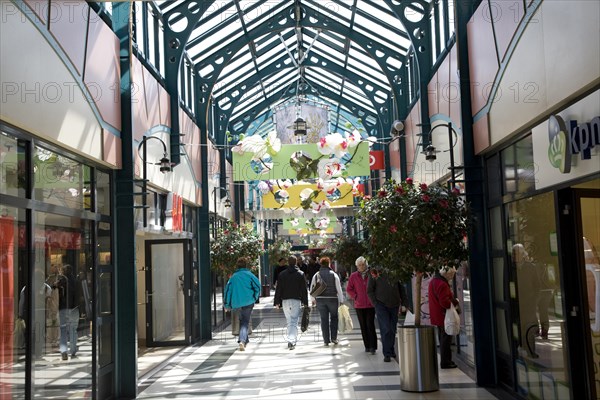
top-left (444, 303), bottom-right (460, 335)
top-left (338, 304), bottom-right (353, 333)
top-left (301, 306), bottom-right (310, 332)
top-left (14, 318), bottom-right (26, 349)
top-left (404, 310), bottom-right (415, 326)
top-left (231, 309), bottom-right (253, 336)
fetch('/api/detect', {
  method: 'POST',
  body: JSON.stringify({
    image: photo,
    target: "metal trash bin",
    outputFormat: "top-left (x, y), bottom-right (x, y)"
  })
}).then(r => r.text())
top-left (261, 284), bottom-right (270, 297)
top-left (398, 325), bottom-right (439, 392)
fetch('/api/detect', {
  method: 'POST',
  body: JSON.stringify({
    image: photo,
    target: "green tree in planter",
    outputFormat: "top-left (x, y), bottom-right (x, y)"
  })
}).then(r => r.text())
top-left (210, 221), bottom-right (264, 277)
top-left (267, 238), bottom-right (292, 265)
top-left (358, 178), bottom-right (470, 325)
top-left (329, 235), bottom-right (366, 274)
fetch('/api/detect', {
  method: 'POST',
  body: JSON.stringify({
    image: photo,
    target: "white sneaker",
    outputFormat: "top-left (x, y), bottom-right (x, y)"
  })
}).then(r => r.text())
top-left (239, 342), bottom-right (245, 351)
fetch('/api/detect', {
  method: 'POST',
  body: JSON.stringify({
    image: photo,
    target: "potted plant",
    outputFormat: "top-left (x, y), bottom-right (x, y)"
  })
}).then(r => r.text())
top-left (357, 178), bottom-right (469, 391)
top-left (210, 221), bottom-right (264, 277)
top-left (329, 235), bottom-right (367, 280)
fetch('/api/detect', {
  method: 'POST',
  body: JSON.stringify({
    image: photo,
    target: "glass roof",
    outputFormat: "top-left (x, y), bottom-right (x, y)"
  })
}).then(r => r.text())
top-left (158, 0), bottom-right (431, 140)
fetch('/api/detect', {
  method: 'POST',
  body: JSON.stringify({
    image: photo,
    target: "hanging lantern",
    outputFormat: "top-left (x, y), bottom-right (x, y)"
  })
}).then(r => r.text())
top-left (293, 117), bottom-right (307, 142)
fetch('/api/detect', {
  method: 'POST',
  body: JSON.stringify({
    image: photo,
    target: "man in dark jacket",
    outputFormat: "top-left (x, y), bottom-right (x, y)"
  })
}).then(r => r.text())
top-left (274, 256), bottom-right (309, 350)
top-left (367, 267), bottom-right (406, 362)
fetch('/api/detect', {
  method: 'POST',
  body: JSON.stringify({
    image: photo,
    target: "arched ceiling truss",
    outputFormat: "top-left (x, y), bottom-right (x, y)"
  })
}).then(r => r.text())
top-left (159, 0), bottom-right (434, 151)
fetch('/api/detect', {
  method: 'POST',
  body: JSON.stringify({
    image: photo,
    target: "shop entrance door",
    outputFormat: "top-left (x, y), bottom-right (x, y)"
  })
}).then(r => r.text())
top-left (145, 239), bottom-right (192, 346)
top-left (557, 187), bottom-right (600, 399)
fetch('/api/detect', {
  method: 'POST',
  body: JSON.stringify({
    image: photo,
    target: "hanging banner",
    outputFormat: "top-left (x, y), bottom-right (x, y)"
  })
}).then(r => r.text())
top-left (369, 150), bottom-right (385, 170)
top-left (262, 183), bottom-right (353, 209)
top-left (232, 143), bottom-right (370, 181)
top-left (274, 104), bottom-right (329, 144)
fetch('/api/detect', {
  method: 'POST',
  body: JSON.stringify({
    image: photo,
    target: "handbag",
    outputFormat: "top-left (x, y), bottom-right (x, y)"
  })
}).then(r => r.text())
top-left (338, 304), bottom-right (353, 333)
top-left (301, 306), bottom-right (310, 332)
top-left (310, 272), bottom-right (327, 297)
top-left (444, 303), bottom-right (460, 336)
top-left (14, 318), bottom-right (26, 349)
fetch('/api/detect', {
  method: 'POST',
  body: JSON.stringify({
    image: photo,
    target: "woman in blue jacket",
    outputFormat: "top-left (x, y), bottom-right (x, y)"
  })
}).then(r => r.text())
top-left (224, 257), bottom-right (261, 351)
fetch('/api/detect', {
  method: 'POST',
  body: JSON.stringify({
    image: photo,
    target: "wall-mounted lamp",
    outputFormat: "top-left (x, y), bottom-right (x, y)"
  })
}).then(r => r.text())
top-left (137, 136), bottom-right (172, 227)
top-left (212, 186), bottom-right (232, 241)
top-left (391, 120), bottom-right (404, 135)
top-left (138, 136), bottom-right (172, 174)
top-left (419, 122), bottom-right (459, 186)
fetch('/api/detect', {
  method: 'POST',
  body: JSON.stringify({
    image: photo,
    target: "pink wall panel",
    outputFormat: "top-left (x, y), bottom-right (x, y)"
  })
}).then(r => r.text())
top-left (467, 2), bottom-right (499, 116)
top-left (389, 133), bottom-right (401, 172)
top-left (492, 0), bottom-right (523, 63)
top-left (49, 1), bottom-right (88, 74)
top-left (473, 114), bottom-right (490, 154)
top-left (428, 71), bottom-right (439, 117)
top-left (84, 10), bottom-right (121, 131)
top-left (207, 145), bottom-right (220, 182)
top-left (142, 67), bottom-right (161, 129)
top-left (436, 54), bottom-right (451, 118)
top-left (404, 100), bottom-right (421, 173)
top-left (158, 85), bottom-right (171, 126)
top-left (448, 45), bottom-right (462, 130)
top-left (103, 130), bottom-right (122, 168)
top-left (23, 1), bottom-right (48, 25)
top-left (131, 57), bottom-right (149, 141)
top-left (180, 109), bottom-right (202, 181)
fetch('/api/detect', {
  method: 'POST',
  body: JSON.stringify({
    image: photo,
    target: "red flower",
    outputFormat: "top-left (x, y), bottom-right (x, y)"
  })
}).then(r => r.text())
top-left (389, 225), bottom-right (397, 233)
top-left (452, 187), bottom-right (460, 195)
top-left (432, 214), bottom-right (442, 223)
top-left (378, 190), bottom-right (387, 197)
top-left (406, 178), bottom-right (413, 185)
top-left (439, 199), bottom-right (449, 208)
top-left (395, 186), bottom-right (404, 195)
top-left (421, 194), bottom-right (430, 202)
top-left (420, 183), bottom-right (428, 191)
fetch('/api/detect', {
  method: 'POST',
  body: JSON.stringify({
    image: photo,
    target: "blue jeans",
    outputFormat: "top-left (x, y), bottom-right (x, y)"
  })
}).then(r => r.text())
top-left (316, 298), bottom-right (339, 344)
top-left (59, 307), bottom-right (79, 355)
top-left (282, 299), bottom-right (301, 344)
top-left (374, 303), bottom-right (399, 357)
top-left (238, 304), bottom-right (254, 345)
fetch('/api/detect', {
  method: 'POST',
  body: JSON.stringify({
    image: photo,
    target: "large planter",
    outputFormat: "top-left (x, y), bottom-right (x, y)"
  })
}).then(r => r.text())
top-left (397, 325), bottom-right (439, 392)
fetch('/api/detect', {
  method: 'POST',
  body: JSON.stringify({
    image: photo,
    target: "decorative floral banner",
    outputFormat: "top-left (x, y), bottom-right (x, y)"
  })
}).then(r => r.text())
top-left (288, 227), bottom-right (334, 235)
top-left (283, 216), bottom-right (335, 231)
top-left (232, 142), bottom-right (370, 181)
top-left (262, 182), bottom-right (353, 209)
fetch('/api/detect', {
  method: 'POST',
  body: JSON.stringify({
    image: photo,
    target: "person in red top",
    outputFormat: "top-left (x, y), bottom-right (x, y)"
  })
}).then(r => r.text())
top-left (346, 256), bottom-right (377, 354)
top-left (428, 268), bottom-right (460, 369)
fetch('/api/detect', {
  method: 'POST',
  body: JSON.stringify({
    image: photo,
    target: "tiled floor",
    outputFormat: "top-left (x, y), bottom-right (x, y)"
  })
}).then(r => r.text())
top-left (137, 296), bottom-right (499, 400)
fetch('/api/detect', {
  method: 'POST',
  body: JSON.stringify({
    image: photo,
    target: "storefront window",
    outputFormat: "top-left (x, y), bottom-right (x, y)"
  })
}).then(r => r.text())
top-left (96, 170), bottom-right (111, 215)
top-left (506, 192), bottom-right (570, 398)
top-left (0, 206), bottom-right (27, 397)
top-left (0, 132), bottom-right (27, 197)
top-left (31, 212), bottom-right (93, 398)
top-left (502, 135), bottom-right (536, 196)
top-left (32, 146), bottom-right (91, 210)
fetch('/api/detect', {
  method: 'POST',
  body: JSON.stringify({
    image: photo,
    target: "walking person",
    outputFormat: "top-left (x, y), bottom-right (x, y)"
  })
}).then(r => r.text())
top-left (272, 257), bottom-right (287, 289)
top-left (224, 257), bottom-right (261, 351)
top-left (346, 256), bottom-right (377, 354)
top-left (367, 267), bottom-right (405, 362)
top-left (310, 257), bottom-right (344, 346)
top-left (428, 267), bottom-right (461, 368)
top-left (55, 264), bottom-right (80, 360)
top-left (274, 256), bottom-right (309, 350)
